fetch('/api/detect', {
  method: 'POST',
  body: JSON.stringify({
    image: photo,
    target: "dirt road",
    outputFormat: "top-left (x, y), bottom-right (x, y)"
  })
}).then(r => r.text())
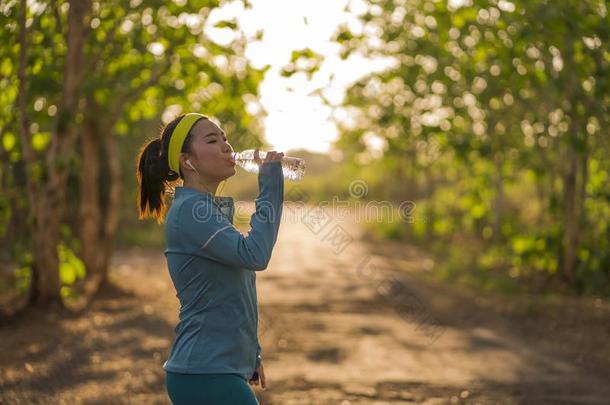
top-left (1, 205), bottom-right (609, 404)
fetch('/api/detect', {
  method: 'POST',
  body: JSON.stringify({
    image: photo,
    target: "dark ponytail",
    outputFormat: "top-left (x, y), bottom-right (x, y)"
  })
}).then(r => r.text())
top-left (136, 114), bottom-right (204, 223)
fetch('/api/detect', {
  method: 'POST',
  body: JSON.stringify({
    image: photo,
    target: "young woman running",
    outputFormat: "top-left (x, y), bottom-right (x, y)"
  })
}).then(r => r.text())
top-left (136, 113), bottom-right (284, 404)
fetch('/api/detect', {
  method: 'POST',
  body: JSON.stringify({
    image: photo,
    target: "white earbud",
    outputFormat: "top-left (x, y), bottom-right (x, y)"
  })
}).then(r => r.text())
top-left (186, 159), bottom-right (201, 177)
top-left (185, 158), bottom-right (212, 193)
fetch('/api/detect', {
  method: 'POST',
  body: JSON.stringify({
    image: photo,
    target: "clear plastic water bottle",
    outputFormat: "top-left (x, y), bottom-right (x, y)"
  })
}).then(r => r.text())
top-left (231, 149), bottom-right (306, 181)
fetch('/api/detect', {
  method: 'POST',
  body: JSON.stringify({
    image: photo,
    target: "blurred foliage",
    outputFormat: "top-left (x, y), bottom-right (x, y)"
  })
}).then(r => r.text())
top-left (0, 0), bottom-right (270, 305)
top-left (280, 48), bottom-right (324, 79)
top-left (58, 242), bottom-right (86, 298)
top-left (323, 0), bottom-right (610, 295)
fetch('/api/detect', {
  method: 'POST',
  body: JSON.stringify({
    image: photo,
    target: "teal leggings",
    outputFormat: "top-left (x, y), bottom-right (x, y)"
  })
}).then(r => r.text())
top-left (165, 372), bottom-right (260, 405)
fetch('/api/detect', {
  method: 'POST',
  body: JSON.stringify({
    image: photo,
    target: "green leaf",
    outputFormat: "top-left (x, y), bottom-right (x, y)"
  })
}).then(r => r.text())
top-left (57, 243), bottom-right (86, 286)
top-left (31, 132), bottom-right (51, 152)
top-left (2, 132), bottom-right (16, 151)
top-left (214, 20), bottom-right (238, 30)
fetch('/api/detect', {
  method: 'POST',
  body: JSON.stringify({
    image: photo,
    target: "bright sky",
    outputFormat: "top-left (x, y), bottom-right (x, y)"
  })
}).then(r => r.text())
top-left (205, 0), bottom-right (393, 154)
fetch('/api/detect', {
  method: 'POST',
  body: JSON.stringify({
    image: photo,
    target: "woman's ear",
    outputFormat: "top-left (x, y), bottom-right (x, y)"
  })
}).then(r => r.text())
top-left (180, 154), bottom-right (198, 173)
top-left (178, 153), bottom-right (190, 172)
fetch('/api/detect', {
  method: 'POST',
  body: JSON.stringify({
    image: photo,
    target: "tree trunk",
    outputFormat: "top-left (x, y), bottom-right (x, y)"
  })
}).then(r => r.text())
top-left (79, 118), bottom-right (103, 287)
top-left (26, 0), bottom-right (91, 306)
top-left (423, 167), bottom-right (435, 242)
top-left (31, 183), bottom-right (64, 305)
top-left (561, 142), bottom-right (578, 286)
top-left (492, 155), bottom-right (504, 242)
top-left (77, 114), bottom-right (123, 299)
top-left (100, 133), bottom-right (122, 285)
top-left (558, 36), bottom-right (588, 290)
top-left (17, 0), bottom-right (51, 304)
top-left (560, 115), bottom-right (587, 289)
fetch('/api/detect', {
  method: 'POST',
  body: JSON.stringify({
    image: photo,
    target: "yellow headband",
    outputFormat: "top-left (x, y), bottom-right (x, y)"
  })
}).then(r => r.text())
top-left (168, 113), bottom-right (207, 173)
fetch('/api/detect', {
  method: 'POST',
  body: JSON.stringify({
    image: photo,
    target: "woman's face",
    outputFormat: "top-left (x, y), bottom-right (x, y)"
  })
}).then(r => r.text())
top-left (185, 119), bottom-right (236, 181)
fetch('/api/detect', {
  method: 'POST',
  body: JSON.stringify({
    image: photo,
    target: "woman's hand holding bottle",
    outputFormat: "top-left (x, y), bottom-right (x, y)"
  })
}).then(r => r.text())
top-left (253, 148), bottom-right (284, 166)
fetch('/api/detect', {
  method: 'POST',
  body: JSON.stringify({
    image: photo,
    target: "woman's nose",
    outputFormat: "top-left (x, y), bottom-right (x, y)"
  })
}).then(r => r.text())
top-left (223, 142), bottom-right (234, 154)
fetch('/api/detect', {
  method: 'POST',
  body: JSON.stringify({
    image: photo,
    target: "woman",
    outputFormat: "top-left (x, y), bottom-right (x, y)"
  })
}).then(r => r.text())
top-left (136, 112), bottom-right (284, 404)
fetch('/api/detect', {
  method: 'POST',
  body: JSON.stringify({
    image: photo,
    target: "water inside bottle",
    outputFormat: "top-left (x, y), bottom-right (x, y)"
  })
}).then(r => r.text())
top-left (232, 150), bottom-right (306, 181)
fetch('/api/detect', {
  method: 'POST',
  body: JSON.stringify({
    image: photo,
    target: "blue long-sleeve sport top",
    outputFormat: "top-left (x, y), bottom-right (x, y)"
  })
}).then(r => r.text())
top-left (163, 160), bottom-right (284, 379)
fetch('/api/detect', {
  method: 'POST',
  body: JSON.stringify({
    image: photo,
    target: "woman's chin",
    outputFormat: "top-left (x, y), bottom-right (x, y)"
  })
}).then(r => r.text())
top-left (223, 167), bottom-right (237, 179)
